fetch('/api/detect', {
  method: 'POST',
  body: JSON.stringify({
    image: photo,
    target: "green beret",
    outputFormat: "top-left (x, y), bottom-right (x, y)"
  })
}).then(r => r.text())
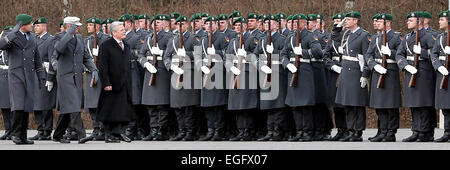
top-left (286, 15), bottom-right (292, 21)
top-left (217, 14), bottom-right (228, 21)
top-left (190, 13), bottom-right (201, 22)
top-left (277, 12), bottom-right (287, 19)
top-left (345, 11), bottom-right (361, 19)
top-left (317, 14), bottom-right (325, 21)
top-left (233, 17), bottom-right (246, 25)
top-left (439, 10), bottom-right (450, 18)
top-left (59, 20), bottom-right (64, 26)
top-left (175, 15), bottom-right (187, 24)
top-left (377, 13), bottom-right (393, 21)
top-left (33, 17), bottom-right (47, 25)
top-left (139, 14), bottom-right (151, 20)
top-left (247, 13), bottom-right (258, 20)
top-left (230, 10), bottom-right (241, 18)
top-left (102, 18), bottom-right (115, 24)
top-left (307, 14), bottom-right (318, 21)
top-left (16, 14), bottom-right (33, 25)
top-left (293, 14), bottom-right (307, 20)
top-left (422, 11), bottom-right (432, 19)
top-left (264, 14), bottom-right (279, 22)
top-left (132, 14), bottom-right (139, 20)
top-left (171, 12), bottom-right (181, 20)
top-left (407, 11), bottom-right (421, 19)
top-left (291, 14), bottom-right (299, 20)
top-left (86, 17), bottom-right (101, 24)
top-left (4, 25), bottom-right (14, 31)
top-left (372, 13), bottom-right (380, 20)
top-left (201, 13), bottom-right (209, 18)
top-left (332, 13), bottom-right (344, 20)
top-left (118, 14), bottom-right (133, 22)
top-left (258, 14), bottom-right (265, 20)
top-left (204, 16), bottom-right (217, 24)
top-left (164, 14), bottom-right (171, 21)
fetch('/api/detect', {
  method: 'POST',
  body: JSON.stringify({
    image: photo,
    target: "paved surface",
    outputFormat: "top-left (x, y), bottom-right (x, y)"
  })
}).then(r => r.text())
top-left (0, 129), bottom-right (449, 150)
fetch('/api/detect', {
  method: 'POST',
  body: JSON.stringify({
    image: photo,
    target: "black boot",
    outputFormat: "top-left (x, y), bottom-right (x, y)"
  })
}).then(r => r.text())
top-left (434, 131), bottom-right (450, 142)
top-left (28, 131), bottom-right (44, 140)
top-left (402, 131), bottom-right (419, 142)
top-left (288, 130), bottom-right (303, 141)
top-left (229, 129), bottom-right (244, 141)
top-left (143, 128), bottom-right (157, 141)
top-left (417, 131), bottom-right (434, 142)
top-left (211, 128), bottom-right (225, 141)
top-left (331, 129), bottom-right (345, 141)
top-left (182, 129), bottom-right (196, 141)
top-left (339, 130), bottom-right (355, 142)
top-left (94, 129), bottom-right (105, 141)
top-left (153, 128), bottom-right (169, 141)
top-left (270, 127), bottom-right (284, 141)
top-left (124, 128), bottom-right (135, 141)
top-left (350, 131), bottom-right (363, 142)
top-left (241, 129), bottom-right (253, 141)
top-left (135, 129), bottom-right (146, 141)
top-left (298, 131), bottom-right (313, 142)
top-left (322, 130), bottom-right (332, 141)
top-left (382, 130), bottom-right (396, 142)
top-left (40, 131), bottom-right (52, 140)
top-left (170, 129), bottom-right (186, 141)
top-left (199, 128), bottom-right (215, 141)
top-left (312, 130), bottom-right (324, 141)
top-left (369, 130), bottom-right (386, 142)
top-left (0, 130), bottom-right (11, 140)
top-left (368, 129), bottom-right (380, 141)
top-left (257, 130), bottom-right (274, 141)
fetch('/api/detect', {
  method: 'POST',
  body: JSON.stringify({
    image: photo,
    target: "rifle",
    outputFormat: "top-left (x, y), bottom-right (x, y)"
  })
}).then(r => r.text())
top-left (90, 18), bottom-right (99, 87)
top-left (233, 21), bottom-right (244, 89)
top-left (408, 13), bottom-right (421, 88)
top-left (440, 15), bottom-right (450, 89)
top-left (176, 22), bottom-right (184, 88)
top-left (319, 15), bottom-right (323, 33)
top-left (149, 20), bottom-right (158, 86)
top-left (263, 15), bottom-right (272, 87)
top-left (203, 19), bottom-right (214, 88)
top-left (289, 15), bottom-right (301, 87)
top-left (377, 14), bottom-right (387, 88)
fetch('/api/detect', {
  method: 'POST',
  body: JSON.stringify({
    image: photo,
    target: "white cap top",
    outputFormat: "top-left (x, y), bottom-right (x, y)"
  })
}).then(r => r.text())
top-left (63, 16), bottom-right (82, 26)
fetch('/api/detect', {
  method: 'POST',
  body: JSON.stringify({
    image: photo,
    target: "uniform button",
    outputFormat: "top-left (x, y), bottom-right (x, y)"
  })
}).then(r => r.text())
top-left (24, 58), bottom-right (26, 60)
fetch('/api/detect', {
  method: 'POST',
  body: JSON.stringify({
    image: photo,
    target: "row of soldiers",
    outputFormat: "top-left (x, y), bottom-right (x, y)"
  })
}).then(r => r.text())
top-left (1, 9), bottom-right (450, 144)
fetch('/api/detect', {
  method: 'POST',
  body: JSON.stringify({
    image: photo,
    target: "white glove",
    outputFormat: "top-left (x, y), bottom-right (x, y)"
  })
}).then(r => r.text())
top-left (444, 46), bottom-right (450, 55)
top-left (261, 65), bottom-right (272, 74)
top-left (360, 77), bottom-right (368, 88)
top-left (293, 46), bottom-right (303, 56)
top-left (438, 66), bottom-right (449, 76)
top-left (381, 44), bottom-right (391, 56)
top-left (266, 43), bottom-right (274, 54)
top-left (338, 46), bottom-right (344, 55)
top-left (151, 46), bottom-right (163, 56)
top-left (170, 65), bottom-right (184, 75)
top-left (207, 47), bottom-right (216, 55)
top-left (177, 48), bottom-right (186, 57)
top-left (92, 48), bottom-right (99, 56)
top-left (413, 43), bottom-right (421, 55)
top-left (337, 18), bottom-right (346, 27)
top-left (43, 62), bottom-right (50, 73)
top-left (286, 63), bottom-right (297, 73)
top-left (374, 64), bottom-right (387, 74)
top-left (404, 65), bottom-right (418, 75)
top-left (331, 65), bottom-right (342, 74)
top-left (144, 62), bottom-right (157, 73)
top-left (201, 66), bottom-right (210, 74)
top-left (45, 81), bottom-right (54, 92)
top-left (230, 66), bottom-right (241, 75)
top-left (237, 48), bottom-right (246, 57)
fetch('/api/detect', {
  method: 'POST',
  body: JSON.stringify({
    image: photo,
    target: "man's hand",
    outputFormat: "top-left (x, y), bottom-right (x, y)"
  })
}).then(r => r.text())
top-left (92, 70), bottom-right (99, 84)
top-left (230, 66), bottom-right (241, 75)
top-left (338, 46), bottom-right (344, 55)
top-left (171, 65), bottom-right (184, 75)
top-left (413, 43), bottom-right (421, 55)
top-left (207, 47), bottom-right (216, 55)
top-left (360, 77), bottom-right (368, 88)
top-left (68, 24), bottom-right (77, 35)
top-left (261, 65), bottom-right (272, 74)
top-left (177, 48), bottom-right (186, 57)
top-left (104, 86), bottom-right (112, 91)
top-left (12, 21), bottom-right (22, 33)
top-left (381, 44), bottom-right (391, 56)
top-left (444, 46), bottom-right (450, 55)
top-left (405, 65), bottom-right (418, 75)
top-left (237, 48), bottom-right (246, 57)
top-left (144, 62), bottom-right (157, 73)
top-left (45, 81), bottom-right (54, 92)
top-left (331, 65), bottom-right (342, 74)
top-left (92, 48), bottom-right (99, 56)
top-left (151, 46), bottom-right (163, 56)
top-left (374, 64), bottom-right (387, 74)
top-left (293, 46), bottom-right (303, 56)
top-left (286, 63), bottom-right (297, 73)
top-left (266, 43), bottom-right (274, 54)
top-left (201, 66), bottom-right (210, 74)
top-left (438, 66), bottom-right (449, 76)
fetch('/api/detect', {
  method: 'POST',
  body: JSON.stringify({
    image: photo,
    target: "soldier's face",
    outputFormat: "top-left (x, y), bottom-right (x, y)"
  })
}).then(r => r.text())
top-left (171, 19), bottom-right (177, 29)
top-left (407, 18), bottom-right (417, 29)
top-left (180, 22), bottom-right (188, 32)
top-left (87, 23), bottom-right (96, 34)
top-left (315, 19), bottom-right (324, 30)
top-left (308, 21), bottom-right (317, 30)
top-left (134, 20), bottom-right (140, 29)
top-left (280, 19), bottom-right (287, 28)
top-left (264, 20), bottom-right (269, 31)
top-left (60, 25), bottom-right (64, 32)
top-left (287, 20), bottom-right (292, 30)
top-left (194, 19), bottom-right (203, 30)
top-left (439, 17), bottom-right (448, 30)
top-left (33, 24), bottom-right (45, 35)
top-left (372, 19), bottom-right (378, 30)
top-left (154, 20), bottom-right (163, 32)
top-left (234, 23), bottom-right (242, 33)
top-left (333, 19), bottom-right (341, 25)
top-left (248, 19), bottom-right (257, 30)
top-left (139, 19), bottom-right (148, 29)
top-left (21, 24), bottom-right (33, 33)
top-left (344, 17), bottom-right (357, 29)
top-left (205, 21), bottom-right (216, 32)
top-left (219, 20), bottom-right (227, 31)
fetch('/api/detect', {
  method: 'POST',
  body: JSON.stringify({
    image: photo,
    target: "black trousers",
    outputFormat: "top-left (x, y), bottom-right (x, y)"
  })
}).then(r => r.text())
top-left (313, 103), bottom-right (331, 131)
top-left (174, 106), bottom-right (196, 130)
top-left (127, 105), bottom-right (150, 135)
top-left (224, 110), bottom-right (237, 136)
top-left (265, 108), bottom-right (286, 131)
top-left (53, 113), bottom-right (85, 140)
top-left (34, 110), bottom-right (53, 132)
top-left (103, 122), bottom-right (127, 139)
top-left (443, 109), bottom-right (450, 131)
top-left (410, 107), bottom-right (435, 132)
top-left (195, 106), bottom-right (207, 135)
top-left (375, 108), bottom-right (399, 131)
top-left (10, 110), bottom-right (29, 139)
top-left (344, 106), bottom-right (366, 131)
top-left (429, 107), bottom-right (438, 129)
top-left (204, 106), bottom-right (225, 130)
top-left (333, 107), bottom-right (346, 129)
top-left (1, 108), bottom-right (12, 131)
top-left (148, 105), bottom-right (170, 130)
top-left (67, 111), bottom-right (86, 136)
top-left (292, 106), bottom-right (314, 132)
top-left (236, 109), bottom-right (255, 129)
top-left (88, 108), bottom-right (103, 131)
